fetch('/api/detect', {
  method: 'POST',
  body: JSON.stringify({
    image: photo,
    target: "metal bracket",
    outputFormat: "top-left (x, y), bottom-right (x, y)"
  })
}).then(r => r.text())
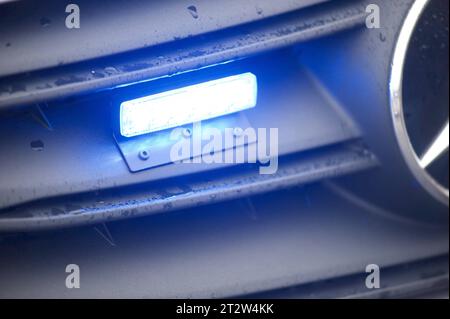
top-left (114, 113), bottom-right (257, 172)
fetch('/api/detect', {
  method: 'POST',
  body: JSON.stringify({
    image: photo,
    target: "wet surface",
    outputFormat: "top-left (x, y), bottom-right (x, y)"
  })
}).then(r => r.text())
top-left (0, 0), bottom-right (365, 109)
top-left (0, 183), bottom-right (447, 298)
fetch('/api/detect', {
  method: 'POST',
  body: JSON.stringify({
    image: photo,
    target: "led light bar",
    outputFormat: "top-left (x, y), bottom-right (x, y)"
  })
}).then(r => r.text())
top-left (120, 72), bottom-right (257, 137)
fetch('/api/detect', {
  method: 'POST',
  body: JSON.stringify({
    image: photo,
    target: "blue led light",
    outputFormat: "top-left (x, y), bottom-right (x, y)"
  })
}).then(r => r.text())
top-left (120, 72), bottom-right (257, 137)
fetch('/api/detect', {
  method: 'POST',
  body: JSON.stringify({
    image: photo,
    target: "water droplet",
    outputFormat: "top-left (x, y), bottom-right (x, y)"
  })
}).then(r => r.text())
top-left (40, 17), bottom-right (51, 27)
top-left (187, 5), bottom-right (198, 19)
top-left (379, 33), bottom-right (386, 42)
top-left (30, 140), bottom-right (44, 151)
top-left (104, 66), bottom-right (118, 74)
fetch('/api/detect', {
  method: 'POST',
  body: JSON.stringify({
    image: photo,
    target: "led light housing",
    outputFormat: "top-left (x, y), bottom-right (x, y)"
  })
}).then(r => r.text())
top-left (120, 72), bottom-right (257, 137)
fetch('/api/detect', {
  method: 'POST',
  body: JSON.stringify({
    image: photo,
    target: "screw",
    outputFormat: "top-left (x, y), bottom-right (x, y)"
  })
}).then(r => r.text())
top-left (233, 127), bottom-right (243, 137)
top-left (182, 127), bottom-right (192, 138)
top-left (138, 150), bottom-right (150, 160)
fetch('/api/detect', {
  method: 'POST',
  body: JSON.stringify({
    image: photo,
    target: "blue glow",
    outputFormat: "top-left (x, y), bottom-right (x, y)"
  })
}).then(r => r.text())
top-left (120, 72), bottom-right (257, 137)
